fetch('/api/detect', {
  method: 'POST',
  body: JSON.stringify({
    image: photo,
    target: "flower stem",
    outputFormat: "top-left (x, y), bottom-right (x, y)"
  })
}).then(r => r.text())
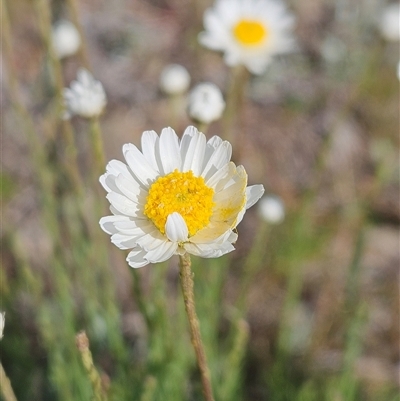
top-left (0, 362), bottom-right (18, 401)
top-left (223, 65), bottom-right (249, 156)
top-left (89, 117), bottom-right (106, 178)
top-left (178, 253), bottom-right (215, 401)
top-left (76, 331), bottom-right (109, 401)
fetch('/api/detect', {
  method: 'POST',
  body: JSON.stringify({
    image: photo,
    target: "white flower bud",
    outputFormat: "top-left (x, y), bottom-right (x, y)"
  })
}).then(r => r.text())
top-left (188, 83), bottom-right (225, 124)
top-left (378, 3), bottom-right (400, 42)
top-left (159, 64), bottom-right (191, 95)
top-left (257, 195), bottom-right (285, 224)
top-left (0, 312), bottom-right (5, 340)
top-left (63, 68), bottom-right (107, 119)
top-left (51, 20), bottom-right (81, 59)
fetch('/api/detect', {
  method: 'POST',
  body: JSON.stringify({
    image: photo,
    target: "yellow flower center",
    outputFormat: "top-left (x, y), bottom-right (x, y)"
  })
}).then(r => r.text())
top-left (233, 19), bottom-right (267, 46)
top-left (144, 170), bottom-right (215, 237)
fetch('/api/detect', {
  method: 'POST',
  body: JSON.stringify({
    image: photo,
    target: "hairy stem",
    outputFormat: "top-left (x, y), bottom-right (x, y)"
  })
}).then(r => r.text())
top-left (0, 362), bottom-right (18, 401)
top-left (179, 253), bottom-right (215, 401)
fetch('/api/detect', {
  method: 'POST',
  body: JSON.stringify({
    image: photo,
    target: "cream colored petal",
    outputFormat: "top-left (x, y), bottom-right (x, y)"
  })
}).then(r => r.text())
top-left (189, 221), bottom-right (231, 243)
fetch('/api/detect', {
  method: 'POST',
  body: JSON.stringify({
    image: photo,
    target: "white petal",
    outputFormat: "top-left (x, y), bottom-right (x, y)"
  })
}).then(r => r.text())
top-left (136, 230), bottom-right (168, 251)
top-left (113, 219), bottom-right (154, 236)
top-left (106, 192), bottom-right (140, 217)
top-left (127, 248), bottom-right (149, 268)
top-left (141, 130), bottom-right (160, 172)
top-left (165, 213), bottom-right (189, 242)
top-left (115, 174), bottom-right (147, 204)
top-left (145, 241), bottom-right (178, 264)
top-left (205, 161), bottom-right (236, 191)
top-left (99, 215), bottom-right (130, 235)
top-left (180, 126), bottom-right (206, 176)
top-left (203, 135), bottom-right (224, 167)
top-left (185, 241), bottom-right (235, 258)
top-left (159, 127), bottom-right (181, 174)
top-left (123, 143), bottom-right (159, 187)
top-left (111, 233), bottom-right (138, 250)
top-left (201, 141), bottom-right (232, 180)
top-left (100, 173), bottom-right (120, 194)
top-left (246, 185), bottom-right (265, 209)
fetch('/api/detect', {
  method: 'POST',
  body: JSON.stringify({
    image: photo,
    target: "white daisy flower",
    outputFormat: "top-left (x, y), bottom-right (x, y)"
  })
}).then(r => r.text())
top-left (99, 126), bottom-right (264, 268)
top-left (159, 64), bottom-right (191, 95)
top-left (199, 0), bottom-right (295, 75)
top-left (52, 20), bottom-right (81, 59)
top-left (188, 82), bottom-right (226, 124)
top-left (0, 312), bottom-right (5, 340)
top-left (63, 68), bottom-right (107, 119)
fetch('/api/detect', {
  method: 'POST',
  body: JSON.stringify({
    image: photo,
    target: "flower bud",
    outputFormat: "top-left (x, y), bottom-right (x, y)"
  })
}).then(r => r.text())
top-left (52, 20), bottom-right (81, 59)
top-left (63, 68), bottom-right (107, 119)
top-left (257, 195), bottom-right (285, 224)
top-left (159, 64), bottom-right (191, 95)
top-left (188, 83), bottom-right (225, 124)
top-left (378, 3), bottom-right (400, 42)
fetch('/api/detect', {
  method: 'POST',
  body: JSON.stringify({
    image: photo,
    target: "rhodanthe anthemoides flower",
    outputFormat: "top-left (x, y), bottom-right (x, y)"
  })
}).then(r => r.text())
top-left (52, 20), bottom-right (81, 59)
top-left (199, 0), bottom-right (295, 74)
top-left (159, 64), bottom-right (191, 95)
top-left (100, 126), bottom-right (264, 268)
top-left (188, 82), bottom-right (226, 124)
top-left (63, 68), bottom-right (107, 119)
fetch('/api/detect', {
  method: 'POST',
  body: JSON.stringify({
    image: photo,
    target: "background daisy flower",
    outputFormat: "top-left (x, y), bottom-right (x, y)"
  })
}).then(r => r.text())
top-left (99, 126), bottom-right (264, 268)
top-left (63, 68), bottom-right (107, 119)
top-left (199, 0), bottom-right (295, 74)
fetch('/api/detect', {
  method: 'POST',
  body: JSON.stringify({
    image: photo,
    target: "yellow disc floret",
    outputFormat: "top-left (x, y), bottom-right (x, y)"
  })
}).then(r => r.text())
top-left (144, 170), bottom-right (215, 237)
top-left (233, 19), bottom-right (268, 46)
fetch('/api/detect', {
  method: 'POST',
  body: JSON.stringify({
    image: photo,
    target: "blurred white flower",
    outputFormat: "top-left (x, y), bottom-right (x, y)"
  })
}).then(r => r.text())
top-left (257, 195), bottom-right (285, 224)
top-left (63, 69), bottom-right (107, 119)
top-left (199, 0), bottom-right (295, 75)
top-left (99, 126), bottom-right (264, 268)
top-left (51, 20), bottom-right (81, 59)
top-left (378, 3), bottom-right (400, 41)
top-left (159, 64), bottom-right (191, 95)
top-left (0, 312), bottom-right (5, 340)
top-left (188, 83), bottom-right (225, 124)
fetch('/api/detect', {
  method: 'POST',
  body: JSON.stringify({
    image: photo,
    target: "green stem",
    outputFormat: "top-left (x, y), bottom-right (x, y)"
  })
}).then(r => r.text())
top-left (179, 253), bottom-right (215, 401)
top-left (65, 0), bottom-right (91, 69)
top-left (223, 65), bottom-right (249, 155)
top-left (89, 117), bottom-right (106, 178)
top-left (34, 0), bottom-right (83, 196)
